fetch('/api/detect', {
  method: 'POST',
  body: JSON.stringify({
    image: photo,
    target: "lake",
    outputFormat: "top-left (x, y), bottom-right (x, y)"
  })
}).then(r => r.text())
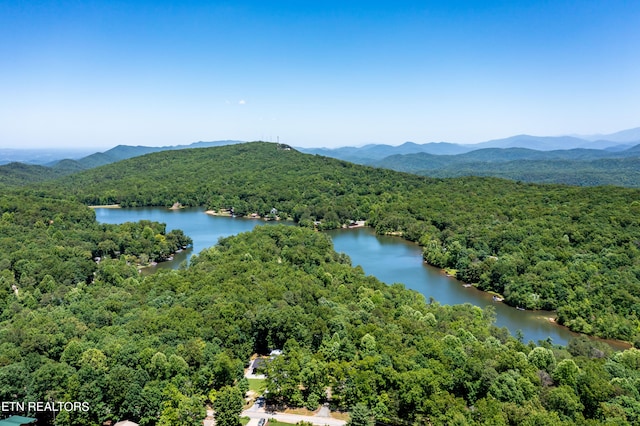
top-left (94, 207), bottom-right (288, 272)
top-left (94, 206), bottom-right (600, 347)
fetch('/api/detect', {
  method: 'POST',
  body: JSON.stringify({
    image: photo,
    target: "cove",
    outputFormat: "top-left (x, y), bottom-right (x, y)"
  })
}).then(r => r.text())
top-left (95, 207), bottom-right (596, 347)
top-left (93, 207), bottom-right (290, 273)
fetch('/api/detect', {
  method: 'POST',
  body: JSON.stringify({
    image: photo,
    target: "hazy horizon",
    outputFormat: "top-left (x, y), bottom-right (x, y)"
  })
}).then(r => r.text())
top-left (2, 1), bottom-right (639, 150)
top-left (3, 124), bottom-right (640, 159)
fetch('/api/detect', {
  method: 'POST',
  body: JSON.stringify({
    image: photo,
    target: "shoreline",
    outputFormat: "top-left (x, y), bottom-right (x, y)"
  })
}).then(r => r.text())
top-left (435, 264), bottom-right (633, 350)
top-left (88, 204), bottom-right (121, 209)
top-left (347, 220), bottom-right (367, 228)
top-left (205, 209), bottom-right (232, 216)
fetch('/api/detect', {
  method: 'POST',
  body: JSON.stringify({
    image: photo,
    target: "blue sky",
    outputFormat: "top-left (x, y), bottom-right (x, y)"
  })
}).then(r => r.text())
top-left (1, 0), bottom-right (639, 149)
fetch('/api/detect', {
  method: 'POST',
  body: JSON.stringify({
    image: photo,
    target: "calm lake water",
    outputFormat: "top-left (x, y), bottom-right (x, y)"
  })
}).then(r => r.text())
top-left (93, 207), bottom-right (288, 272)
top-left (94, 206), bottom-right (611, 347)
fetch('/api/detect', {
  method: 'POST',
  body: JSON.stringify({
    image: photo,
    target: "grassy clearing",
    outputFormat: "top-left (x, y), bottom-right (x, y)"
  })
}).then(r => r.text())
top-left (248, 378), bottom-right (267, 394)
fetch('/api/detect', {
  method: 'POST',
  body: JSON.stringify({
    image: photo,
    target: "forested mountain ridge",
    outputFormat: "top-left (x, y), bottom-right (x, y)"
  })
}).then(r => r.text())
top-left (7, 141), bottom-right (640, 189)
top-left (48, 140), bottom-right (246, 170)
top-left (300, 137), bottom-right (640, 187)
top-left (4, 129), bottom-right (640, 188)
top-left (31, 142), bottom-right (640, 344)
top-left (372, 150), bottom-right (640, 187)
top-left (0, 162), bottom-right (73, 186)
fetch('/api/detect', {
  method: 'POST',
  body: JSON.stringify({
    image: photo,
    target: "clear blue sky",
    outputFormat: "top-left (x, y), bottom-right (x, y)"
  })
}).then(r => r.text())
top-left (1, 0), bottom-right (639, 149)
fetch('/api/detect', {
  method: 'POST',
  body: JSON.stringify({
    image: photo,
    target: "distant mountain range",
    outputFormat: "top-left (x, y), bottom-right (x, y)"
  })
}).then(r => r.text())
top-left (0, 140), bottom-right (245, 167)
top-left (0, 147), bottom-right (95, 166)
top-left (291, 128), bottom-right (640, 187)
top-left (571, 127), bottom-right (640, 143)
top-left (2, 127), bottom-right (639, 167)
top-left (0, 140), bottom-right (246, 185)
top-left (297, 128), bottom-right (640, 163)
top-left (51, 140), bottom-right (246, 171)
top-left (2, 127), bottom-right (640, 188)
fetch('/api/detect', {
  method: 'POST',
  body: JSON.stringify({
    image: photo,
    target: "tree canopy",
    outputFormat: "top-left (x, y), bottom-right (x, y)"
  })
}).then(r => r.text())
top-left (1, 218), bottom-right (639, 424)
top-left (2, 142), bottom-right (640, 424)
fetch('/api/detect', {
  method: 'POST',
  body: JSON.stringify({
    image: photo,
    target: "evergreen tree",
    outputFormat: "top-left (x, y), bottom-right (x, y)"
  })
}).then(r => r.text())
top-left (348, 403), bottom-right (374, 426)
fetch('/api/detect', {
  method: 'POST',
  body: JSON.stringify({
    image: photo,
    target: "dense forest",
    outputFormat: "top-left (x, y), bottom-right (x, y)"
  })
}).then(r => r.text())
top-left (301, 141), bottom-right (640, 188)
top-left (2, 141), bottom-right (640, 424)
top-left (2, 194), bottom-right (640, 425)
top-left (25, 142), bottom-right (640, 343)
top-left (0, 162), bottom-right (74, 186)
top-left (375, 154), bottom-right (640, 187)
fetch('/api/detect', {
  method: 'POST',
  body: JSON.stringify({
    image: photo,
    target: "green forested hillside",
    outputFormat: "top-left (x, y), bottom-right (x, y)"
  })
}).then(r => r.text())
top-left (0, 162), bottom-right (73, 186)
top-left (2, 194), bottom-right (640, 424)
top-left (44, 142), bottom-right (420, 229)
top-left (36, 142), bottom-right (640, 343)
top-left (373, 151), bottom-right (640, 187)
top-left (428, 157), bottom-right (640, 187)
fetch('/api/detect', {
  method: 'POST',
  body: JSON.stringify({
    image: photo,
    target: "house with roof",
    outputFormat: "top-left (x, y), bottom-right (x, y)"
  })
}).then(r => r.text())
top-left (0, 416), bottom-right (37, 426)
